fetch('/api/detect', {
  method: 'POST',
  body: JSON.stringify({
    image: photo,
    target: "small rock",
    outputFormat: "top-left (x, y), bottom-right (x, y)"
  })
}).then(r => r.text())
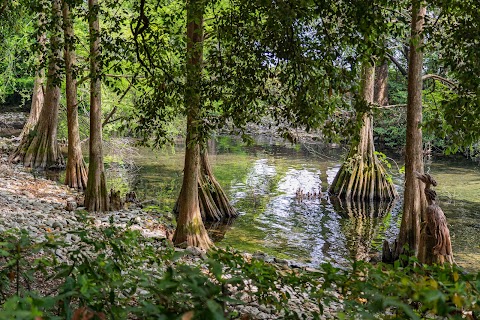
top-left (52, 221), bottom-right (62, 230)
top-left (274, 257), bottom-right (289, 266)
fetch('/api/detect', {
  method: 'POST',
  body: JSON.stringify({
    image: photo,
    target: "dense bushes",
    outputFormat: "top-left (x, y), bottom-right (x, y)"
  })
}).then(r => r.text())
top-left (0, 221), bottom-right (479, 319)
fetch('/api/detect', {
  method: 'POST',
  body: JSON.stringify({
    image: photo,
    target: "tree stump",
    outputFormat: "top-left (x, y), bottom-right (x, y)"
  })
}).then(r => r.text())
top-left (125, 191), bottom-right (138, 203)
top-left (109, 189), bottom-right (124, 211)
top-left (416, 172), bottom-right (453, 264)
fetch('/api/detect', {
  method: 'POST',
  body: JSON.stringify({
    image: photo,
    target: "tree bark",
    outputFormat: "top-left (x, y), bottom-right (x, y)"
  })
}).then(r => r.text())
top-left (173, 0), bottom-right (212, 250)
top-left (10, 0), bottom-right (64, 170)
top-left (374, 60), bottom-right (389, 106)
top-left (84, 0), bottom-right (109, 212)
top-left (329, 63), bottom-right (397, 201)
top-left (18, 15), bottom-right (46, 141)
top-left (63, 1), bottom-right (88, 190)
top-left (394, 2), bottom-right (427, 259)
top-left (18, 73), bottom-right (44, 142)
top-left (415, 174), bottom-right (453, 264)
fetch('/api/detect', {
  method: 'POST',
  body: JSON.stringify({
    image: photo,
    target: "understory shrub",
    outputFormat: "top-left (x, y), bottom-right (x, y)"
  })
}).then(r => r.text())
top-left (0, 222), bottom-right (478, 319)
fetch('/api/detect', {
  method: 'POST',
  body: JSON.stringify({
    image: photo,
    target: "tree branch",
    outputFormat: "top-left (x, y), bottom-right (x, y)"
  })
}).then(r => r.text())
top-left (387, 53), bottom-right (407, 77)
top-left (375, 104), bottom-right (407, 109)
top-left (422, 74), bottom-right (457, 88)
top-left (102, 81), bottom-right (133, 128)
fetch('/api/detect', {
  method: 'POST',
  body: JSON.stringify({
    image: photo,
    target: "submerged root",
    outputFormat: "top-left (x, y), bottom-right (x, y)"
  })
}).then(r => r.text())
top-left (329, 154), bottom-right (397, 202)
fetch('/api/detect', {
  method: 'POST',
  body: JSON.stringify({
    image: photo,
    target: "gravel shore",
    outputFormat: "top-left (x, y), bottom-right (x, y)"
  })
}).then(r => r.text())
top-left (0, 136), bottom-right (334, 319)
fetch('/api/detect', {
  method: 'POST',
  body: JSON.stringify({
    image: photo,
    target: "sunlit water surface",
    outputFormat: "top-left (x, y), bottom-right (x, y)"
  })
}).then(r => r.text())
top-left (122, 136), bottom-right (479, 271)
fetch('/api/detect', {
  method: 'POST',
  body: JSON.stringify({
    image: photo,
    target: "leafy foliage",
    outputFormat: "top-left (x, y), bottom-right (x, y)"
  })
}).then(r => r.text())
top-left (1, 224), bottom-right (479, 319)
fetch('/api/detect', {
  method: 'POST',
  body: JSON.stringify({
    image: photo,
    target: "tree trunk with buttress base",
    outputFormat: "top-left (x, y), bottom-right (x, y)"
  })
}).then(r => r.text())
top-left (329, 63), bottom-right (397, 201)
top-left (392, 2), bottom-right (427, 259)
top-left (18, 16), bottom-right (46, 141)
top-left (63, 1), bottom-right (88, 190)
top-left (84, 0), bottom-right (108, 212)
top-left (173, 0), bottom-right (212, 250)
top-left (10, 0), bottom-right (64, 170)
top-left (174, 149), bottom-right (238, 221)
top-left (383, 3), bottom-right (427, 262)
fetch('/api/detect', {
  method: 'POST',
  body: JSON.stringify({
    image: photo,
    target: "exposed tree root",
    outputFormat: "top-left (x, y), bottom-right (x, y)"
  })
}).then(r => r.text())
top-left (10, 125), bottom-right (65, 170)
top-left (173, 214), bottom-right (213, 250)
top-left (65, 159), bottom-right (88, 190)
top-left (174, 149), bottom-right (238, 222)
top-left (198, 150), bottom-right (238, 221)
top-left (328, 116), bottom-right (397, 201)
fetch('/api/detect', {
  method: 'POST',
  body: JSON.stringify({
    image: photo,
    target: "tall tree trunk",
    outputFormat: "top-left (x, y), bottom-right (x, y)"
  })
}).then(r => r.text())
top-left (19, 16), bottom-right (46, 141)
top-left (10, 0), bottom-right (64, 170)
top-left (374, 60), bottom-right (389, 106)
top-left (174, 148), bottom-right (238, 221)
top-left (63, 1), bottom-right (88, 190)
top-left (329, 63), bottom-right (397, 201)
top-left (85, 0), bottom-right (108, 211)
top-left (394, 2), bottom-right (427, 259)
top-left (173, 0), bottom-right (212, 250)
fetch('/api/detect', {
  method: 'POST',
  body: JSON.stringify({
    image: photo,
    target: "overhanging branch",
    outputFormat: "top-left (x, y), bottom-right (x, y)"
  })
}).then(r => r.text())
top-left (387, 53), bottom-right (407, 77)
top-left (422, 74), bottom-right (457, 88)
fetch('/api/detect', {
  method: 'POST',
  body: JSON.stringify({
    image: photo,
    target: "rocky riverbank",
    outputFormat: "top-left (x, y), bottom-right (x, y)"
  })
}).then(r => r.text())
top-left (0, 140), bottom-right (169, 237)
top-left (0, 136), bottom-right (335, 319)
top-left (0, 112), bottom-right (27, 137)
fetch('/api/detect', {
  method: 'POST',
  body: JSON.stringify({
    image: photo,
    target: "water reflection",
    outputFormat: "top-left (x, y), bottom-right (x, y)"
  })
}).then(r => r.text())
top-left (126, 137), bottom-right (478, 271)
top-left (332, 198), bottom-right (397, 261)
top-left (218, 154), bottom-right (399, 267)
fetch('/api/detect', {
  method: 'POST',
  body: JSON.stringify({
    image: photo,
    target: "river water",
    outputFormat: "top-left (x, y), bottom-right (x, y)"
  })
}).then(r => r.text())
top-left (110, 136), bottom-right (480, 271)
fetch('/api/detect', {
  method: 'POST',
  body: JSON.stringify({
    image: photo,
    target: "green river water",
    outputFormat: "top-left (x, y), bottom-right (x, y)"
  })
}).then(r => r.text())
top-left (106, 136), bottom-right (480, 272)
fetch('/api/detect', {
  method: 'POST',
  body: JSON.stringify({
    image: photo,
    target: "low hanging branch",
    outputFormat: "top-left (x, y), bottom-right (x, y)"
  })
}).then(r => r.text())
top-left (387, 52), bottom-right (408, 76)
top-left (422, 74), bottom-right (457, 88)
top-left (387, 51), bottom-right (458, 90)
